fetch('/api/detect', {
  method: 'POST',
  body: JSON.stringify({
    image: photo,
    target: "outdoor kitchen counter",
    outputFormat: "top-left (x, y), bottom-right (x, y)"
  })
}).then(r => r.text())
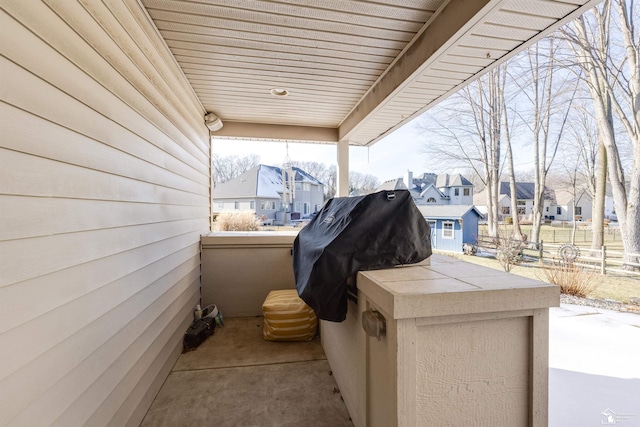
top-left (357, 255), bottom-right (559, 319)
top-left (322, 254), bottom-right (559, 427)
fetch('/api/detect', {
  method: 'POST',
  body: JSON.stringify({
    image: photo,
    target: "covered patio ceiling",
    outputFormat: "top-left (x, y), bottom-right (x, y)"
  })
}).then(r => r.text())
top-left (141, 0), bottom-right (600, 147)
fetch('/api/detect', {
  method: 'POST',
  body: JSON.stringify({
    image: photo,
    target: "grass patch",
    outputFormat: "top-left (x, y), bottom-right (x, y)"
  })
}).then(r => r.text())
top-left (446, 251), bottom-right (639, 303)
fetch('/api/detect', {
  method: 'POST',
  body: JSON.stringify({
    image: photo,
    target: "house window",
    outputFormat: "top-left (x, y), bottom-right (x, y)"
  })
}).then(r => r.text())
top-left (303, 183), bottom-right (311, 191)
top-left (427, 197), bottom-right (436, 203)
top-left (442, 221), bottom-right (454, 239)
top-left (557, 207), bottom-right (562, 215)
top-left (517, 200), bottom-right (526, 206)
top-left (304, 203), bottom-right (310, 214)
top-left (463, 188), bottom-right (470, 196)
top-left (575, 207), bottom-right (582, 215)
top-left (295, 182), bottom-right (302, 191)
top-left (295, 202), bottom-right (302, 212)
top-left (216, 201), bottom-right (223, 209)
top-left (454, 188), bottom-right (459, 196)
top-left (234, 201), bottom-right (239, 210)
top-left (517, 207), bottom-right (526, 215)
top-left (260, 200), bottom-right (265, 210)
top-left (250, 201), bottom-right (255, 210)
top-left (502, 206), bottom-right (510, 215)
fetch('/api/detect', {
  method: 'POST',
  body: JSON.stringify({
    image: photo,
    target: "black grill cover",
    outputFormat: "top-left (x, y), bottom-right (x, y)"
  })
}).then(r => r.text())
top-left (293, 190), bottom-right (432, 322)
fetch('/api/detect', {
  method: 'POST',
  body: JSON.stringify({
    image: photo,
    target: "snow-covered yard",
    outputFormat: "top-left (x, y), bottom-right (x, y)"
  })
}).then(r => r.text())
top-left (549, 304), bottom-right (640, 426)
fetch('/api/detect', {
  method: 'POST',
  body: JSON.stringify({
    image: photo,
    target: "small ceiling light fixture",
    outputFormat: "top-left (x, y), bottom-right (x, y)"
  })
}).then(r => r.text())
top-left (204, 112), bottom-right (223, 131)
top-left (270, 88), bottom-right (289, 97)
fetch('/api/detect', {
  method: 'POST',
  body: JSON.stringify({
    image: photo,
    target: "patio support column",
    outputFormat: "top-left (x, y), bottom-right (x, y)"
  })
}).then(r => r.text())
top-left (337, 139), bottom-right (349, 197)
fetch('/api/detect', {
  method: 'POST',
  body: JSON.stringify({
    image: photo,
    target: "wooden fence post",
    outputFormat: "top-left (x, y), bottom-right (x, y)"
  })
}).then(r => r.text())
top-left (539, 240), bottom-right (543, 260)
top-left (601, 246), bottom-right (606, 275)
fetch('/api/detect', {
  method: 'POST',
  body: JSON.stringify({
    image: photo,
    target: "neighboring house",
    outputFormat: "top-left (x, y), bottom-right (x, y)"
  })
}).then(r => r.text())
top-left (374, 171), bottom-right (473, 206)
top-left (417, 205), bottom-right (483, 253)
top-left (475, 182), bottom-right (556, 221)
top-left (212, 164), bottom-right (324, 222)
top-left (551, 188), bottom-right (593, 222)
top-left (473, 191), bottom-right (511, 221)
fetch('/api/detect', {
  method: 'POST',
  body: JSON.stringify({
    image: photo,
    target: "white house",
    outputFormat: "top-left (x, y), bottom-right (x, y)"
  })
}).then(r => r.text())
top-left (552, 187), bottom-right (593, 221)
top-left (475, 182), bottom-right (556, 221)
top-left (473, 191), bottom-right (511, 221)
top-left (212, 164), bottom-right (324, 222)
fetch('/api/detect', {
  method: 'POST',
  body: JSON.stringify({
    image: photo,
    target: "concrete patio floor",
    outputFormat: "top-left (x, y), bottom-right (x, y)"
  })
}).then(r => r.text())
top-left (141, 304), bottom-right (639, 427)
top-left (140, 317), bottom-right (353, 427)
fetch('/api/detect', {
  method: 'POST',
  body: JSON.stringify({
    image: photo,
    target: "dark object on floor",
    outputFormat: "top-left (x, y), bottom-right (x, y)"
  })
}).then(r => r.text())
top-left (293, 190), bottom-right (431, 322)
top-left (183, 318), bottom-right (215, 352)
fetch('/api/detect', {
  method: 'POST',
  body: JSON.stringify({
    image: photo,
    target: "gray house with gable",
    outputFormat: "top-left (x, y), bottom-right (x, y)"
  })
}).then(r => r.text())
top-left (212, 164), bottom-right (324, 222)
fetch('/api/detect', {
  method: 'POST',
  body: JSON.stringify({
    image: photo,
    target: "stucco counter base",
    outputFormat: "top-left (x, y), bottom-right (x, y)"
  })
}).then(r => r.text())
top-left (322, 254), bottom-right (559, 427)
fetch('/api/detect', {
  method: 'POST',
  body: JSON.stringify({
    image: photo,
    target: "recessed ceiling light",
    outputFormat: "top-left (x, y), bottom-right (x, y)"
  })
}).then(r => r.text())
top-left (270, 88), bottom-right (289, 97)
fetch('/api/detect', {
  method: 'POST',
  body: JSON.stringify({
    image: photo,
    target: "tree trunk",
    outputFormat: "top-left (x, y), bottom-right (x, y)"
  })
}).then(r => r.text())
top-left (591, 138), bottom-right (607, 250)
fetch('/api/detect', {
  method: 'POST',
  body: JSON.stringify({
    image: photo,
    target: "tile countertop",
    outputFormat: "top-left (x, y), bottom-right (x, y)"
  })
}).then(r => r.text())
top-left (357, 254), bottom-right (559, 320)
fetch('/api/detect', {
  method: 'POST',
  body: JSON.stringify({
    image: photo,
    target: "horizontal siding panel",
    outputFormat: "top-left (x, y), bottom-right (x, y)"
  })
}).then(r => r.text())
top-left (0, 233), bottom-right (201, 334)
top-left (41, 0), bottom-right (209, 157)
top-left (0, 148), bottom-right (208, 205)
top-left (79, 0), bottom-right (207, 141)
top-left (0, 100), bottom-right (207, 188)
top-left (1, 3), bottom-right (210, 426)
top-left (0, 196), bottom-right (209, 241)
top-left (0, 218), bottom-right (204, 287)
top-left (115, 328), bottom-right (184, 427)
top-left (1, 259), bottom-right (200, 425)
top-left (61, 284), bottom-right (197, 427)
top-left (0, 102), bottom-right (208, 195)
top-left (0, 6), bottom-right (209, 170)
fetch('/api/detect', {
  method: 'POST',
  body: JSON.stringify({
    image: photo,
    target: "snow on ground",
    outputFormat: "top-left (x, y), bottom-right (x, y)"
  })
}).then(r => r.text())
top-left (549, 304), bottom-right (640, 426)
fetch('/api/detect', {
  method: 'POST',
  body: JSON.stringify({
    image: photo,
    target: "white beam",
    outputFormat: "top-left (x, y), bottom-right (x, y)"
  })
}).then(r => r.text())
top-left (337, 140), bottom-right (349, 197)
top-left (211, 121), bottom-right (339, 144)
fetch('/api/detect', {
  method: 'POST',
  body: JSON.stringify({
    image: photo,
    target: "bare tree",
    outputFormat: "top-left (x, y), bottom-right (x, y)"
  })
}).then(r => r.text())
top-left (419, 65), bottom-right (507, 236)
top-left (511, 36), bottom-right (578, 244)
top-left (564, 0), bottom-right (640, 267)
top-left (566, 106), bottom-right (607, 249)
top-left (290, 161), bottom-right (327, 182)
top-left (212, 154), bottom-right (260, 187)
top-left (501, 66), bottom-right (524, 240)
top-left (349, 171), bottom-right (380, 194)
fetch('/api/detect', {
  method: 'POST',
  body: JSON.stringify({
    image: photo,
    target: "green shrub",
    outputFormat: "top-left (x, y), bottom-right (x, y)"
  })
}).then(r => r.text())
top-left (504, 216), bottom-right (513, 225)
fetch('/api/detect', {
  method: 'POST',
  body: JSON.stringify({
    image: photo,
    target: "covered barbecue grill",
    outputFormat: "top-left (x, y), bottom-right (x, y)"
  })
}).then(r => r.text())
top-left (292, 190), bottom-right (432, 322)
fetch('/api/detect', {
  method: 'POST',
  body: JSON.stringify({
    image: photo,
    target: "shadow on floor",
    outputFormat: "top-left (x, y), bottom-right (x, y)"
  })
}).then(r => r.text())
top-left (141, 317), bottom-right (353, 427)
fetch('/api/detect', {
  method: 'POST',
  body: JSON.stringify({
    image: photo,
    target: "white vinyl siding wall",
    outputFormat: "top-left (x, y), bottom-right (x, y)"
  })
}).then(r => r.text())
top-left (0, 2), bottom-right (210, 426)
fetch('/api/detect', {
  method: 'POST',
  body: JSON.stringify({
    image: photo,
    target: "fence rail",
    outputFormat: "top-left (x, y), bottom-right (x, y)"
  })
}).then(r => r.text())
top-left (476, 234), bottom-right (640, 277)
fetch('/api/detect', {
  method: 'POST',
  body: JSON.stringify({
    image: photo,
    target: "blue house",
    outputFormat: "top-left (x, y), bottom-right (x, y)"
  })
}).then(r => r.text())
top-left (417, 205), bottom-right (483, 253)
